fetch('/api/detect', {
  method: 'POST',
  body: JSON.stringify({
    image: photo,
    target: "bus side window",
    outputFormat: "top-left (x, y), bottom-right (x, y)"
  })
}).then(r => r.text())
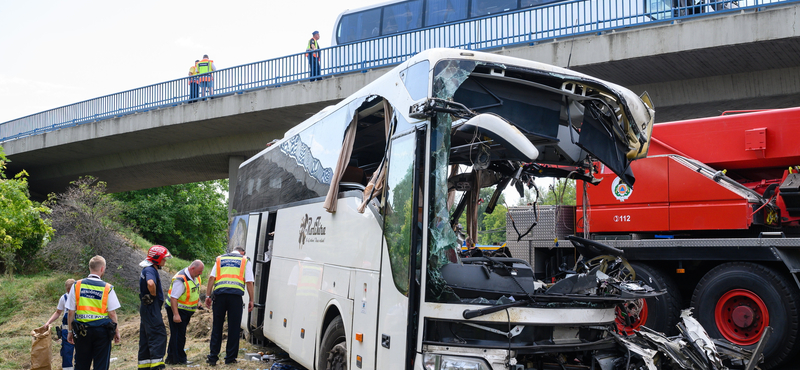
top-left (470, 0), bottom-right (517, 17)
top-left (426, 0), bottom-right (469, 26)
top-left (382, 0), bottom-right (424, 35)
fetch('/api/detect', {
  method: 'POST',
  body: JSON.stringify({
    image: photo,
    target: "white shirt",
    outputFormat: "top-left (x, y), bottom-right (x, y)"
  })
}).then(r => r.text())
top-left (208, 255), bottom-right (255, 283)
top-left (65, 274), bottom-right (121, 312)
top-left (170, 268), bottom-right (199, 299)
top-left (57, 293), bottom-right (68, 311)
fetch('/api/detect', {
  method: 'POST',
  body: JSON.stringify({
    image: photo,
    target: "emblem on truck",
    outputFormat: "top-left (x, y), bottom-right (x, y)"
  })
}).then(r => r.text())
top-left (299, 214), bottom-right (326, 248)
top-left (612, 177), bottom-right (633, 202)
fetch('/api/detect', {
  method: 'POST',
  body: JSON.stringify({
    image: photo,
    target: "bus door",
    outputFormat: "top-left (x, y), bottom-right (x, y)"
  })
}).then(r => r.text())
top-left (375, 127), bottom-right (425, 370)
top-left (250, 211), bottom-right (275, 344)
top-left (241, 212), bottom-right (268, 340)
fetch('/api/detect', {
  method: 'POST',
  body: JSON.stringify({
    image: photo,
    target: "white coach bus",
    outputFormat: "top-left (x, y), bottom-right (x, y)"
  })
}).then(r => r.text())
top-left (230, 48), bottom-right (654, 370)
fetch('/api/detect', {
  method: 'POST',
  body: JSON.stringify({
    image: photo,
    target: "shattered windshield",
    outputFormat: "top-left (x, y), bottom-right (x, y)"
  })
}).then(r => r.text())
top-left (423, 58), bottom-right (654, 304)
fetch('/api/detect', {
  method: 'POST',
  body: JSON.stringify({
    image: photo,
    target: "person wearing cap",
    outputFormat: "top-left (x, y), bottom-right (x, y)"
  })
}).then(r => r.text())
top-left (306, 31), bottom-right (322, 81)
top-left (188, 59), bottom-right (200, 102)
top-left (138, 245), bottom-right (171, 370)
top-left (196, 54), bottom-right (216, 98)
top-left (205, 247), bottom-right (255, 366)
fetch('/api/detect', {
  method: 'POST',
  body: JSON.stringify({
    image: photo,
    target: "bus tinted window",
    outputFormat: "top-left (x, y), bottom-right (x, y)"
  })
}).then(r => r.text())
top-left (337, 8), bottom-right (382, 44)
top-left (470, 0), bottom-right (517, 17)
top-left (382, 0), bottom-right (424, 35)
top-left (425, 0), bottom-right (469, 26)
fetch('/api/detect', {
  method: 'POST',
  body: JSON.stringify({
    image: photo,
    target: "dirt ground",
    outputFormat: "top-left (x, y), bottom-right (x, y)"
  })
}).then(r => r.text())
top-left (43, 308), bottom-right (290, 370)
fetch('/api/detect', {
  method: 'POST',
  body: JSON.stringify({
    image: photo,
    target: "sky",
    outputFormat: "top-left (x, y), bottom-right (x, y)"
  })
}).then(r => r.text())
top-left (0, 0), bottom-right (556, 205)
top-left (0, 0), bottom-right (383, 123)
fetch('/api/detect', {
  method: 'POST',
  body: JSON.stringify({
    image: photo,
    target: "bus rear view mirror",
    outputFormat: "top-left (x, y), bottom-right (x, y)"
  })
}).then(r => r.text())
top-left (458, 113), bottom-right (539, 162)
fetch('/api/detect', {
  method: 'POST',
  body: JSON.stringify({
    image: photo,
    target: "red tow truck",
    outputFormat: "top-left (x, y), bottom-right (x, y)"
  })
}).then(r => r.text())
top-left (526, 107), bottom-right (800, 369)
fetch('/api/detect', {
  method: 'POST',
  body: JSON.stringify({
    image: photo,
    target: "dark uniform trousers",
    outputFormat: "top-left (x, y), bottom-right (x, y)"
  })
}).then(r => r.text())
top-left (208, 294), bottom-right (244, 364)
top-left (138, 301), bottom-right (167, 367)
top-left (74, 325), bottom-right (113, 370)
top-left (165, 307), bottom-right (194, 364)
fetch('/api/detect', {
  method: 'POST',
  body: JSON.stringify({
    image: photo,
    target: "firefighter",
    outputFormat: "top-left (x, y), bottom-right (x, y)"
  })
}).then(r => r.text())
top-left (138, 245), bottom-right (171, 370)
top-left (164, 260), bottom-right (204, 365)
top-left (66, 256), bottom-right (121, 370)
top-left (205, 247), bottom-right (254, 366)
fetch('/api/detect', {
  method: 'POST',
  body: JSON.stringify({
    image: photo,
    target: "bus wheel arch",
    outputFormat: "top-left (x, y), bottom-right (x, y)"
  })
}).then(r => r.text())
top-left (691, 262), bottom-right (800, 369)
top-left (318, 315), bottom-right (347, 370)
top-left (617, 262), bottom-right (682, 335)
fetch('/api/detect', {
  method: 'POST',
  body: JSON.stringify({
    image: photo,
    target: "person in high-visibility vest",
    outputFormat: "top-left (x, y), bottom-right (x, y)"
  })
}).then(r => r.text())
top-left (138, 245), bottom-right (172, 370)
top-left (204, 247), bottom-right (255, 366)
top-left (44, 278), bottom-right (76, 370)
top-left (164, 260), bottom-right (204, 365)
top-left (65, 255), bottom-right (121, 370)
top-left (196, 54), bottom-right (216, 98)
top-left (306, 31), bottom-right (322, 81)
top-left (188, 59), bottom-right (200, 102)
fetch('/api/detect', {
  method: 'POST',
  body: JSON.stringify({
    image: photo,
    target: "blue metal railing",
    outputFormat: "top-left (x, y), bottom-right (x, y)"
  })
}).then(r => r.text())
top-left (0, 0), bottom-right (792, 143)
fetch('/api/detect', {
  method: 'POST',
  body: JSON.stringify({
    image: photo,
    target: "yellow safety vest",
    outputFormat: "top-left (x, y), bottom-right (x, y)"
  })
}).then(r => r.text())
top-left (74, 279), bottom-right (111, 323)
top-left (166, 271), bottom-right (201, 312)
top-left (196, 59), bottom-right (214, 74)
top-left (306, 39), bottom-right (319, 58)
top-left (213, 254), bottom-right (247, 296)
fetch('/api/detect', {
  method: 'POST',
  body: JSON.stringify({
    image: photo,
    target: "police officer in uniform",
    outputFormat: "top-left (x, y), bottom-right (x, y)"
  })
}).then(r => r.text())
top-left (138, 245), bottom-right (171, 370)
top-left (306, 31), bottom-right (321, 81)
top-left (196, 54), bottom-right (216, 98)
top-left (164, 260), bottom-right (204, 365)
top-left (66, 256), bottom-right (121, 370)
top-left (205, 247), bottom-right (255, 366)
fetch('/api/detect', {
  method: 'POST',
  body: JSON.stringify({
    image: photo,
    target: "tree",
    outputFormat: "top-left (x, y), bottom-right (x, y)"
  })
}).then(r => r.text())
top-left (44, 176), bottom-right (124, 274)
top-left (0, 146), bottom-right (54, 275)
top-left (540, 179), bottom-right (577, 206)
top-left (113, 180), bottom-right (229, 261)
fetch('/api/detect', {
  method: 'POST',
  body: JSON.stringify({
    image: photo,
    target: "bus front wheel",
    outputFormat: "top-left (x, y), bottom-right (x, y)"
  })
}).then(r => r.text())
top-left (318, 316), bottom-right (347, 370)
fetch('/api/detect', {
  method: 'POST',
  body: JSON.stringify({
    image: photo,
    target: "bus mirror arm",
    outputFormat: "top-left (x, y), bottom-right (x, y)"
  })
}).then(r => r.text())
top-left (462, 299), bottom-right (530, 320)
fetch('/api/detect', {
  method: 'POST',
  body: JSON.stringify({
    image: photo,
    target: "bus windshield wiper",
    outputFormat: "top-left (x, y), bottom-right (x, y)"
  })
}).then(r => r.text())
top-left (462, 299), bottom-right (530, 319)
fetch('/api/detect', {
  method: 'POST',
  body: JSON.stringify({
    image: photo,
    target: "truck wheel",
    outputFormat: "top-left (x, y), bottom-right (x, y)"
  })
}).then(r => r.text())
top-left (318, 316), bottom-right (347, 370)
top-left (691, 262), bottom-right (800, 369)
top-left (616, 262), bottom-right (681, 335)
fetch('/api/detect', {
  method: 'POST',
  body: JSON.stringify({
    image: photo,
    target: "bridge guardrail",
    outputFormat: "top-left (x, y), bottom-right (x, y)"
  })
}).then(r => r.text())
top-left (0, 0), bottom-right (788, 143)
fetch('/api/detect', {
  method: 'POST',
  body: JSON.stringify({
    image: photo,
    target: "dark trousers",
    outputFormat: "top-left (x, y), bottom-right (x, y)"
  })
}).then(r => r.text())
top-left (139, 302), bottom-right (167, 368)
top-left (189, 82), bottom-right (200, 102)
top-left (208, 294), bottom-right (243, 364)
top-left (74, 326), bottom-right (112, 370)
top-left (165, 307), bottom-right (194, 364)
top-left (61, 328), bottom-right (75, 369)
top-left (308, 56), bottom-right (321, 81)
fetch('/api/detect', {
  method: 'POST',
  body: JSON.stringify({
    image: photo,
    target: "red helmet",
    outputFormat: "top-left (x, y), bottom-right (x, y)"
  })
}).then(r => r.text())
top-left (147, 245), bottom-right (172, 265)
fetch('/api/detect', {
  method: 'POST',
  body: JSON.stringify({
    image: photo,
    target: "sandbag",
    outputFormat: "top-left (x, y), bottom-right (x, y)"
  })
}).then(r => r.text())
top-left (31, 324), bottom-right (52, 370)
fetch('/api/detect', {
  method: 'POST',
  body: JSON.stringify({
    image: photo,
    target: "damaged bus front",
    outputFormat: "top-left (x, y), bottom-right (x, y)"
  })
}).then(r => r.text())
top-left (234, 48), bottom-right (658, 370)
top-left (402, 49), bottom-right (655, 370)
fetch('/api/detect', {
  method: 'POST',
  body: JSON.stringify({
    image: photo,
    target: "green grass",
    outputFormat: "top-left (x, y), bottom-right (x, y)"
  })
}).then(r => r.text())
top-left (166, 256), bottom-right (191, 274)
top-left (113, 283), bottom-right (141, 315)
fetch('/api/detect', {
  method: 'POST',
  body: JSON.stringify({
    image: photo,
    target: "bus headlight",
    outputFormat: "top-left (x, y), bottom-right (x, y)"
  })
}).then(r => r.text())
top-left (423, 353), bottom-right (492, 370)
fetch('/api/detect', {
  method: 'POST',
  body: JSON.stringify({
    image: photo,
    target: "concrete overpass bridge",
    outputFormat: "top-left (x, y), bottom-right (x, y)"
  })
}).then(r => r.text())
top-left (3, 0), bottom-right (800, 198)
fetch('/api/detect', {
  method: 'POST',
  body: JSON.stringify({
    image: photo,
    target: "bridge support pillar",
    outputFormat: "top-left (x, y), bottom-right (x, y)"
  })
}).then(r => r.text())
top-left (228, 155), bottom-right (245, 215)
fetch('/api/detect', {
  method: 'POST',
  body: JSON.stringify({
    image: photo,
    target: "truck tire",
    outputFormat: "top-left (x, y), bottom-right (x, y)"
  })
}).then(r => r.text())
top-left (691, 262), bottom-right (800, 369)
top-left (318, 316), bottom-right (347, 370)
top-left (616, 262), bottom-right (682, 335)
